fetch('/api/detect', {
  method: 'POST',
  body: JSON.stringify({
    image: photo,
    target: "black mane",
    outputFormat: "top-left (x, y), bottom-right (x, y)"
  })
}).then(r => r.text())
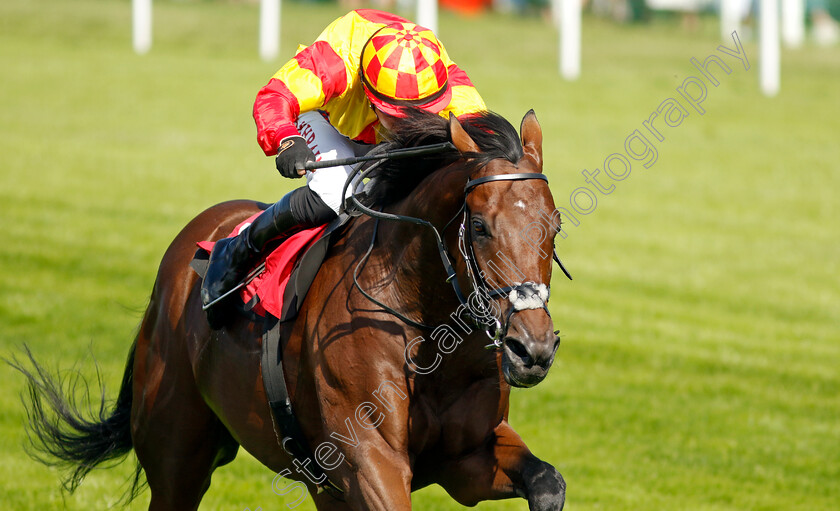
top-left (364, 109), bottom-right (524, 207)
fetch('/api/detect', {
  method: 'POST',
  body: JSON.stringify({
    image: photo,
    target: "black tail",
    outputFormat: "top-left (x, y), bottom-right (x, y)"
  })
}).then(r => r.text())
top-left (8, 343), bottom-right (145, 501)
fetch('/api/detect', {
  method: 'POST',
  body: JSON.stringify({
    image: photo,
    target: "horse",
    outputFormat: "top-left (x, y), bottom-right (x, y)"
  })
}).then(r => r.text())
top-left (12, 109), bottom-right (567, 510)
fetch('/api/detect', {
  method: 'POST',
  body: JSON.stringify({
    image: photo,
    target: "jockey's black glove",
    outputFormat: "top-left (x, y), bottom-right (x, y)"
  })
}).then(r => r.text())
top-left (275, 136), bottom-right (315, 179)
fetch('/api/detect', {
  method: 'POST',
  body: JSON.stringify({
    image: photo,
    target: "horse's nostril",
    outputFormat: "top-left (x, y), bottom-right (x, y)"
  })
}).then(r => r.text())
top-left (505, 338), bottom-right (533, 366)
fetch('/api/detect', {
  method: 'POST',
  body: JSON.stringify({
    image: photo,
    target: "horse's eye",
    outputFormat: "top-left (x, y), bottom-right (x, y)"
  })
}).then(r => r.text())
top-left (472, 218), bottom-right (488, 236)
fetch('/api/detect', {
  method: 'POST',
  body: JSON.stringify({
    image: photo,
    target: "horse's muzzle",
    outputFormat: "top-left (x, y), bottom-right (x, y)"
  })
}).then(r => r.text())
top-left (501, 331), bottom-right (559, 388)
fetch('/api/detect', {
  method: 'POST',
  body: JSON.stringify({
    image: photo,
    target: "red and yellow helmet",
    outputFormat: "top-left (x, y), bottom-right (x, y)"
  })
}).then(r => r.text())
top-left (360, 22), bottom-right (451, 117)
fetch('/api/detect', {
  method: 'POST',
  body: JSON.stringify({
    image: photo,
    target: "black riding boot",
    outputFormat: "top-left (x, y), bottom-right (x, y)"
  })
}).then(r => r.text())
top-left (200, 191), bottom-right (298, 311)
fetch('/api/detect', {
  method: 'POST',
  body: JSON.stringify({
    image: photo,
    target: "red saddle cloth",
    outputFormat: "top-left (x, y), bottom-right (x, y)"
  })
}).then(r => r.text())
top-left (197, 213), bottom-right (327, 318)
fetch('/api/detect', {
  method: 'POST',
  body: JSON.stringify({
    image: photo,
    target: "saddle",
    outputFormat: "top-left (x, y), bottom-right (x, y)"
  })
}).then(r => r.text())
top-left (190, 213), bottom-right (346, 323)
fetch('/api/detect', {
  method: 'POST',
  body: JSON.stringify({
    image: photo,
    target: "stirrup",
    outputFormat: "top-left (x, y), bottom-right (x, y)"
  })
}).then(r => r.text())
top-left (202, 261), bottom-right (266, 311)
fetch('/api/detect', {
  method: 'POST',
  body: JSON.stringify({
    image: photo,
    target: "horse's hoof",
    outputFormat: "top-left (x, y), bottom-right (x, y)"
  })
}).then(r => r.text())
top-left (526, 462), bottom-right (566, 511)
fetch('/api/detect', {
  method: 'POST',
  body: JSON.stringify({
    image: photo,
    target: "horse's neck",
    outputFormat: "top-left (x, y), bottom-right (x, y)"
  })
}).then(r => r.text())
top-left (376, 166), bottom-right (468, 318)
top-left (357, 166), bottom-right (503, 392)
top-left (376, 165), bottom-right (499, 349)
top-left (369, 217), bottom-right (500, 384)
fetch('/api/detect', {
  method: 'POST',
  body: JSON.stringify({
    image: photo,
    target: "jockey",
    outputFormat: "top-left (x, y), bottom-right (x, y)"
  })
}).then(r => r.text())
top-left (201, 9), bottom-right (486, 311)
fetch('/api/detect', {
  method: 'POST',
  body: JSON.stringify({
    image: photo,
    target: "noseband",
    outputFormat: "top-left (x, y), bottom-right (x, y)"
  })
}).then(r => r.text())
top-left (345, 145), bottom-right (571, 349)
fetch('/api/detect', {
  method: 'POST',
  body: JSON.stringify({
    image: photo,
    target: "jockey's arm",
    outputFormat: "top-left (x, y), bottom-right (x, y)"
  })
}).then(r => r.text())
top-left (253, 40), bottom-right (351, 157)
top-left (254, 12), bottom-right (380, 156)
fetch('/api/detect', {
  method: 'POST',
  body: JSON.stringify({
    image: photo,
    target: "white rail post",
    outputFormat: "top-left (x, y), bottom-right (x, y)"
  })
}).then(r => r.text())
top-left (720, 0), bottom-right (741, 41)
top-left (260, 0), bottom-right (281, 61)
top-left (132, 0), bottom-right (152, 55)
top-left (560, 0), bottom-right (581, 80)
top-left (417, 0), bottom-right (438, 34)
top-left (760, 0), bottom-right (780, 96)
top-left (781, 0), bottom-right (805, 48)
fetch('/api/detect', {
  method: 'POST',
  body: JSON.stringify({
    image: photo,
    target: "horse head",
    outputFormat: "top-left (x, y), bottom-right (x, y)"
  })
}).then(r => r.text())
top-left (361, 109), bottom-right (564, 388)
top-left (448, 111), bottom-right (561, 388)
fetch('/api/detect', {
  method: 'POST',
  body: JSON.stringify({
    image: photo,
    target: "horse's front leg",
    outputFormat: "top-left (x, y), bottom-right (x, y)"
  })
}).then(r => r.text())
top-left (329, 434), bottom-right (413, 511)
top-left (437, 420), bottom-right (566, 510)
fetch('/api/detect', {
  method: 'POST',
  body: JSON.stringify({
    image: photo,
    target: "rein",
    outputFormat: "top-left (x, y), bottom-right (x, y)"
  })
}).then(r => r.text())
top-left (344, 144), bottom-right (572, 348)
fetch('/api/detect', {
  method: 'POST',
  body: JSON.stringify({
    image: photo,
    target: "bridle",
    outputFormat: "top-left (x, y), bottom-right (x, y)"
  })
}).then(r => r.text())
top-left (343, 143), bottom-right (572, 349)
top-left (456, 173), bottom-right (572, 348)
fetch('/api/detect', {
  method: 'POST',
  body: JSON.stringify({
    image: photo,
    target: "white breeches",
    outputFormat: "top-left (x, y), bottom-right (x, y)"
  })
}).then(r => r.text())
top-left (296, 111), bottom-right (369, 215)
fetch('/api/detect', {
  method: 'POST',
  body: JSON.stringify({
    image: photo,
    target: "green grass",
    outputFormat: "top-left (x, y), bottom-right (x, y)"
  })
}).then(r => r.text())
top-left (1, 0), bottom-right (839, 509)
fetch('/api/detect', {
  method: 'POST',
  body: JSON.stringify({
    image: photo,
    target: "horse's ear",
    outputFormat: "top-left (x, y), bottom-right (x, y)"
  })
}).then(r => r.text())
top-left (449, 112), bottom-right (480, 154)
top-left (520, 109), bottom-right (543, 169)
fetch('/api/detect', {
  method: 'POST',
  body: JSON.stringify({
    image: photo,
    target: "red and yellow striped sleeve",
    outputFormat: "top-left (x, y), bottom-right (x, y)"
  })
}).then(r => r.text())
top-left (254, 40), bottom-right (349, 155)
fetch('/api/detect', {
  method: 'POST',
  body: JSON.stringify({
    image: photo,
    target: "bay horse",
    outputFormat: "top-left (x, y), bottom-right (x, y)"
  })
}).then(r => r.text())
top-left (13, 109), bottom-right (567, 510)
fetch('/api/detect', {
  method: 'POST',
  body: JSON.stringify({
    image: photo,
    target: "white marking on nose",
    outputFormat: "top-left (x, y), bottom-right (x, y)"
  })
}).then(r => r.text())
top-left (509, 282), bottom-right (550, 311)
top-left (514, 200), bottom-right (526, 210)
